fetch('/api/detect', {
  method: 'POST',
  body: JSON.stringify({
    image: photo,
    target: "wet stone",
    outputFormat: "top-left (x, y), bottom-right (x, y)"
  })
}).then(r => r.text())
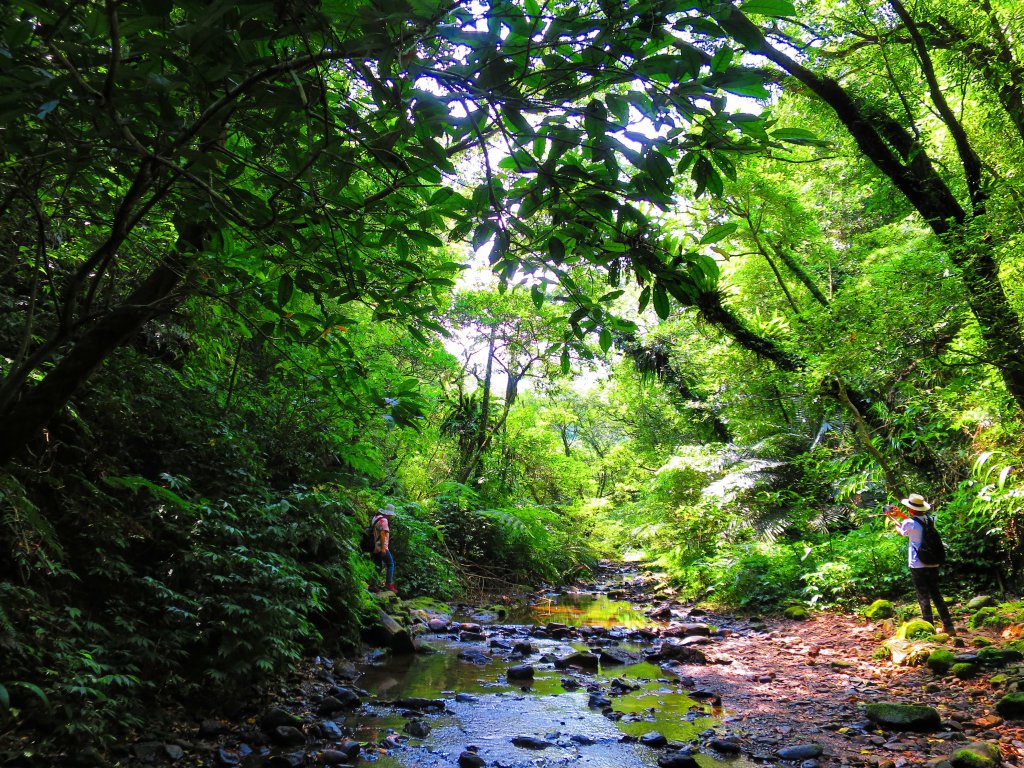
top-left (658, 752), bottom-right (699, 768)
top-left (261, 707), bottom-right (302, 731)
top-left (457, 649), bottom-right (491, 664)
top-left (327, 687), bottom-right (362, 709)
top-left (460, 631), bottom-right (487, 642)
top-left (589, 692), bottom-right (613, 708)
top-left (215, 748), bottom-right (241, 767)
top-left (777, 744), bottom-right (824, 760)
top-left (513, 641), bottom-right (535, 655)
top-left (512, 735), bottom-right (553, 749)
top-left (459, 751), bottom-right (486, 768)
top-left (710, 737), bottom-right (742, 754)
top-left (556, 651), bottom-right (600, 669)
top-left (405, 719), bottom-right (431, 738)
top-left (507, 664), bottom-right (535, 681)
top-left (571, 735), bottom-right (597, 745)
top-left (641, 732), bottom-right (669, 748)
top-left (271, 726), bottom-right (307, 747)
top-left (561, 678), bottom-right (582, 691)
top-left (265, 752), bottom-right (305, 768)
top-left (317, 720), bottom-right (344, 740)
top-left (455, 693), bottom-right (479, 703)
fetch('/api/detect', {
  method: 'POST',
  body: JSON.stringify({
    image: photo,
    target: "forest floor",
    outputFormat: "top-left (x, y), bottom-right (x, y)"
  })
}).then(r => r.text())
top-left (118, 565), bottom-right (1024, 768)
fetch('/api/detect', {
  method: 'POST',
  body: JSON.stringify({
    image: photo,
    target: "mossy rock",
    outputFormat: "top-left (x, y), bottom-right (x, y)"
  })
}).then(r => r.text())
top-left (864, 702), bottom-right (941, 731)
top-left (928, 633), bottom-right (952, 643)
top-left (403, 597), bottom-right (452, 614)
top-left (897, 619), bottom-right (936, 640)
top-left (950, 741), bottom-right (1002, 768)
top-left (952, 662), bottom-right (978, 679)
top-left (969, 607), bottom-right (1005, 630)
top-left (927, 648), bottom-right (956, 675)
top-left (865, 600), bottom-right (895, 620)
top-left (784, 606), bottom-right (809, 620)
top-left (973, 637), bottom-right (993, 648)
top-left (966, 596), bottom-right (999, 611)
top-left (977, 647), bottom-right (1024, 667)
top-left (989, 674), bottom-right (1008, 688)
top-left (995, 692), bottom-right (1024, 719)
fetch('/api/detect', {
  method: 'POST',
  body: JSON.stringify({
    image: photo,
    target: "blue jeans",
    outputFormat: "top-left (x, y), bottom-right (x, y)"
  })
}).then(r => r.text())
top-left (376, 550), bottom-right (395, 586)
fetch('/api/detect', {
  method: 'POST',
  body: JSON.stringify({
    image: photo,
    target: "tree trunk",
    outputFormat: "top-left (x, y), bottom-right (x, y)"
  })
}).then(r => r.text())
top-left (721, 9), bottom-right (1024, 413)
top-left (0, 225), bottom-right (204, 467)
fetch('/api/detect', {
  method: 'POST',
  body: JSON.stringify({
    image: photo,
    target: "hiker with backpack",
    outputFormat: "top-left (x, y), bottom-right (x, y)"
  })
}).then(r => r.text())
top-left (368, 503), bottom-right (397, 594)
top-left (885, 493), bottom-right (955, 635)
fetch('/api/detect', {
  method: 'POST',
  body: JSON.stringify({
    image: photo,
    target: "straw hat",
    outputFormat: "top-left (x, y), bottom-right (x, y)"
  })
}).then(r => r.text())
top-left (378, 503), bottom-right (396, 516)
top-left (900, 493), bottom-right (931, 513)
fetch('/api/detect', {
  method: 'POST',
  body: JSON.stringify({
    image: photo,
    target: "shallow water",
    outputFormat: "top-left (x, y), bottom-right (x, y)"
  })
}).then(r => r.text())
top-left (348, 627), bottom-right (737, 768)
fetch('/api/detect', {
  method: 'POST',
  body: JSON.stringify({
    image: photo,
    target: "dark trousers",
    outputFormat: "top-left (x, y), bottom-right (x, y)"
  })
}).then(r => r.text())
top-left (910, 567), bottom-right (953, 630)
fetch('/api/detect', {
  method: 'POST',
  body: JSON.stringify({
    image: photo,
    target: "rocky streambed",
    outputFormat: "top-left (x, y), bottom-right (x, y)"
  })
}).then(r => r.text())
top-left (122, 565), bottom-right (1024, 768)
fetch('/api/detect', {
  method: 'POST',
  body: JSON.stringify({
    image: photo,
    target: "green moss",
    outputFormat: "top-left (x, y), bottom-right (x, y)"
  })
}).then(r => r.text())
top-left (969, 607), bottom-right (1005, 630)
top-left (403, 597), bottom-right (452, 614)
top-left (865, 600), bottom-right (895, 620)
top-left (952, 662), bottom-right (978, 679)
top-left (897, 619), bottom-right (935, 640)
top-left (972, 637), bottom-right (993, 648)
top-left (950, 742), bottom-right (1001, 768)
top-left (989, 674), bottom-right (1008, 688)
top-left (996, 692), bottom-right (1024, 719)
top-left (926, 648), bottom-right (955, 674)
top-left (784, 606), bottom-right (809, 620)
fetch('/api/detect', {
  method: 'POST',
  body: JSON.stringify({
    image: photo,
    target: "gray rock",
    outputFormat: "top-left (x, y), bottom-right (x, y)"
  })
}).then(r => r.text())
top-left (327, 687), bottom-right (362, 709)
top-left (457, 649), bottom-right (491, 664)
top-left (640, 731), bottom-right (669, 748)
top-left (513, 641), bottom-right (535, 656)
top-left (427, 619), bottom-right (450, 632)
top-left (455, 692), bottom-right (479, 703)
top-left (555, 651), bottom-right (600, 669)
top-left (512, 735), bottom-right (553, 749)
top-left (317, 696), bottom-right (349, 715)
top-left (571, 735), bottom-right (597, 745)
top-left (199, 719), bottom-right (227, 738)
top-left (658, 752), bottom-right (698, 768)
top-left (459, 751), bottom-right (487, 768)
top-left (318, 720), bottom-right (344, 740)
top-left (460, 631), bottom-right (487, 642)
top-left (271, 726), bottom-right (307, 747)
top-left (865, 703), bottom-right (941, 732)
top-left (966, 596), bottom-right (998, 611)
top-left (260, 707), bottom-right (302, 731)
top-left (589, 692), bottom-right (613, 708)
top-left (777, 743), bottom-right (824, 760)
top-left (215, 748), bottom-right (241, 766)
top-left (507, 664), bottom-right (535, 681)
top-left (710, 737), bottom-right (742, 754)
top-left (404, 719), bottom-right (431, 738)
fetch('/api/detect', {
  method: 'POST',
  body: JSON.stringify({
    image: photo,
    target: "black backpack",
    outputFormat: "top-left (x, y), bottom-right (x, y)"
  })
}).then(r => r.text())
top-left (915, 515), bottom-right (946, 566)
top-left (359, 516), bottom-right (380, 554)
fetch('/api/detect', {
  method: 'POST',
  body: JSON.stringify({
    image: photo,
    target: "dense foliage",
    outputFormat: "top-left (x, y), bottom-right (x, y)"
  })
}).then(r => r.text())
top-left (2, 0), bottom-right (1024, 760)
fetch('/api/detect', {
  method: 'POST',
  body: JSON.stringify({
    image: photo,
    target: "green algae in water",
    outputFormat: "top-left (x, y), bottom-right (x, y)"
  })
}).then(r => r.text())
top-left (511, 593), bottom-right (657, 628)
top-left (611, 681), bottom-right (719, 742)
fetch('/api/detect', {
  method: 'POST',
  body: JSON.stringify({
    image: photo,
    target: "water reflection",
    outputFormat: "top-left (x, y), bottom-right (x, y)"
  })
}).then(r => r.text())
top-left (503, 592), bottom-right (656, 628)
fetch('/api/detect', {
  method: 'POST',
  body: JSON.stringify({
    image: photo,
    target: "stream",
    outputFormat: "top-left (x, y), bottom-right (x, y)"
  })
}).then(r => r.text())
top-left (337, 567), bottom-right (750, 768)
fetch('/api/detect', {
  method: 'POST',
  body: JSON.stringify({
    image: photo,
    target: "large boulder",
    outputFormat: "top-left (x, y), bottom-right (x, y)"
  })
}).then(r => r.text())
top-left (896, 619), bottom-right (935, 640)
top-left (864, 703), bottom-right (941, 732)
top-left (967, 596), bottom-right (999, 611)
